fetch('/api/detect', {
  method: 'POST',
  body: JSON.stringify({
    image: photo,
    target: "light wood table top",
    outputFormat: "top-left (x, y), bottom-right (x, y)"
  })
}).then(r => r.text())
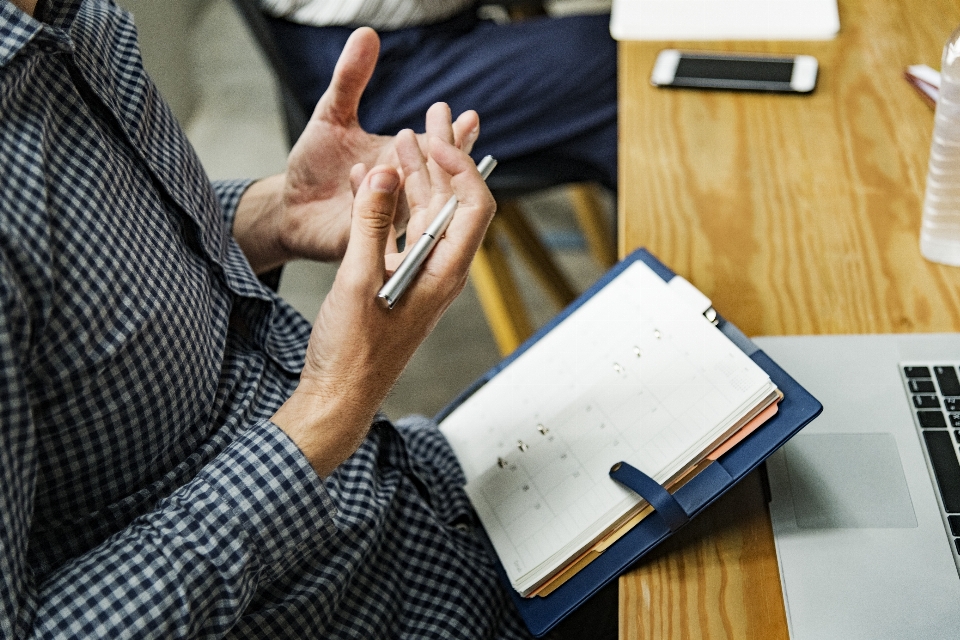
top-left (616, 0), bottom-right (960, 637)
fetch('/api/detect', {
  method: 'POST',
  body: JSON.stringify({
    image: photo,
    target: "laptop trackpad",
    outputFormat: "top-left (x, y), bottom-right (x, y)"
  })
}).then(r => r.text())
top-left (784, 434), bottom-right (917, 529)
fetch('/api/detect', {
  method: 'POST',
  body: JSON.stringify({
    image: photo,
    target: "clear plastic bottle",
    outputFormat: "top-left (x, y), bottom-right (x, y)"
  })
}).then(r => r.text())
top-left (921, 24), bottom-right (960, 266)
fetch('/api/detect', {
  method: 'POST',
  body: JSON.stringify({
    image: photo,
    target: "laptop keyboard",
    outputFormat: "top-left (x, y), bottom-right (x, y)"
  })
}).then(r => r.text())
top-left (902, 364), bottom-right (960, 565)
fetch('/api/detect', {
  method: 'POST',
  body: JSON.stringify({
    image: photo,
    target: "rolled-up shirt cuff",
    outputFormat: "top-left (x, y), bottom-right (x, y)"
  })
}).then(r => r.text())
top-left (183, 419), bottom-right (337, 583)
top-left (212, 178), bottom-right (254, 233)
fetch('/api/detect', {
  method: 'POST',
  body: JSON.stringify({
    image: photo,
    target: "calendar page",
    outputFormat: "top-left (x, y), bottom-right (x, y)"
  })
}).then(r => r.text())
top-left (439, 261), bottom-right (777, 593)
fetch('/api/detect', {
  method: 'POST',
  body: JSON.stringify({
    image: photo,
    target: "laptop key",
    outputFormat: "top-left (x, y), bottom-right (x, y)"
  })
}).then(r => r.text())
top-left (918, 410), bottom-right (947, 428)
top-left (951, 515), bottom-right (960, 536)
top-left (922, 430), bottom-right (960, 514)
top-left (936, 366), bottom-right (960, 396)
top-left (914, 395), bottom-right (941, 409)
top-left (947, 399), bottom-right (960, 412)
top-left (952, 415), bottom-right (960, 429)
top-left (955, 429), bottom-right (960, 443)
top-left (911, 379), bottom-right (936, 393)
top-left (905, 366), bottom-right (932, 378)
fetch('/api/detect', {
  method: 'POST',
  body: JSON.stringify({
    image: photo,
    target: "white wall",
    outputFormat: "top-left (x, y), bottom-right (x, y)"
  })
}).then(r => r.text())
top-left (118, 0), bottom-right (211, 124)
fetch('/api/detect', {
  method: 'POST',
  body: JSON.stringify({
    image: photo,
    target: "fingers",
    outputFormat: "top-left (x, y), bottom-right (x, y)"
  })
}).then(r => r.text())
top-left (349, 162), bottom-right (367, 195)
top-left (350, 161), bottom-right (402, 252)
top-left (429, 137), bottom-right (495, 211)
top-left (396, 128), bottom-right (428, 204)
top-left (398, 123), bottom-right (495, 262)
top-left (425, 102), bottom-right (455, 146)
top-left (391, 129), bottom-right (427, 238)
top-left (424, 103), bottom-right (457, 204)
top-left (377, 134), bottom-right (495, 312)
top-left (340, 166), bottom-right (400, 287)
top-left (452, 110), bottom-right (480, 154)
top-left (417, 137), bottom-right (496, 275)
top-left (397, 127), bottom-right (443, 241)
top-left (313, 27), bottom-right (380, 126)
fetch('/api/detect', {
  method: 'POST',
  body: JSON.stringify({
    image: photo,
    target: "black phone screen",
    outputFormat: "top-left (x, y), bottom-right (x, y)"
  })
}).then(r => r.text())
top-left (675, 56), bottom-right (794, 83)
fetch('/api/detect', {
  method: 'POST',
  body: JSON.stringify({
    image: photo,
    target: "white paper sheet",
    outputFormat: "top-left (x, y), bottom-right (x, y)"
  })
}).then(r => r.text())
top-left (440, 261), bottom-right (776, 593)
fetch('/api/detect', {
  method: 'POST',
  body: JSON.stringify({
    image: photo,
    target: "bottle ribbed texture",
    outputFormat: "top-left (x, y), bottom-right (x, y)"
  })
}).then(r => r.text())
top-left (921, 24), bottom-right (960, 265)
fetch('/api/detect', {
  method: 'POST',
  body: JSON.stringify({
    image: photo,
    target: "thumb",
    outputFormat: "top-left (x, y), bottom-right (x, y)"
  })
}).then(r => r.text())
top-left (341, 166), bottom-right (400, 284)
top-left (313, 27), bottom-right (379, 125)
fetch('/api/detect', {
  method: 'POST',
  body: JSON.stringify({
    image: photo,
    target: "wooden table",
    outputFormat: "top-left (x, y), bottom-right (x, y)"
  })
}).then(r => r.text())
top-left (616, 0), bottom-right (960, 637)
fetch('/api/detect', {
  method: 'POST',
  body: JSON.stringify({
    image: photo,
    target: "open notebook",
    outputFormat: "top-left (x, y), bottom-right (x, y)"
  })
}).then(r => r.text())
top-left (439, 259), bottom-right (779, 596)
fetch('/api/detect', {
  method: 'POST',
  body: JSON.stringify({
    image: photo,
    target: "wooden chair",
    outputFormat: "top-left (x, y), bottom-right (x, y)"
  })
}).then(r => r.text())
top-left (229, 0), bottom-right (616, 355)
top-left (470, 168), bottom-right (614, 355)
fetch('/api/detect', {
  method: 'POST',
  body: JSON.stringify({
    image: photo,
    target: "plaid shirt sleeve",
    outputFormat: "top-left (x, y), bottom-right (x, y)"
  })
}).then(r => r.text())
top-left (0, 255), bottom-right (36, 638)
top-left (1, 255), bottom-right (338, 637)
top-left (212, 179), bottom-right (254, 234)
top-left (0, 3), bottom-right (340, 636)
top-left (29, 427), bottom-right (338, 638)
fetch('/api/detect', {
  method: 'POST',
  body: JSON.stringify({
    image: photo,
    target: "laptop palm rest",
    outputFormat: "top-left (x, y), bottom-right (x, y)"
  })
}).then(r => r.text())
top-left (757, 334), bottom-right (960, 640)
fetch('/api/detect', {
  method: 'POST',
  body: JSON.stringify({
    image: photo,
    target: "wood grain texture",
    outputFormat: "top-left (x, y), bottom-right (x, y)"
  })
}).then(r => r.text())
top-left (619, 473), bottom-right (786, 640)
top-left (618, 0), bottom-right (960, 637)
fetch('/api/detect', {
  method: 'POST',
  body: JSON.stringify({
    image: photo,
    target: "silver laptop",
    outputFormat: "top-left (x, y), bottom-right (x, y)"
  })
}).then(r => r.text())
top-left (756, 333), bottom-right (960, 640)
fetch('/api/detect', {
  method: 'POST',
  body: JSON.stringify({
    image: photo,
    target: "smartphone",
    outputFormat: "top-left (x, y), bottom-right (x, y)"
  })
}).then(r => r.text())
top-left (651, 50), bottom-right (818, 94)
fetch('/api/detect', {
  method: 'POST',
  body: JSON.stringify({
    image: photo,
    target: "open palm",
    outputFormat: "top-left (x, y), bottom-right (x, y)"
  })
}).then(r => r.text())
top-left (277, 28), bottom-right (479, 264)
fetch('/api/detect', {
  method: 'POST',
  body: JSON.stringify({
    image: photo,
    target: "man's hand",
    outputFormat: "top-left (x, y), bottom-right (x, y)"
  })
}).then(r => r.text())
top-left (232, 27), bottom-right (481, 275)
top-left (271, 133), bottom-right (496, 477)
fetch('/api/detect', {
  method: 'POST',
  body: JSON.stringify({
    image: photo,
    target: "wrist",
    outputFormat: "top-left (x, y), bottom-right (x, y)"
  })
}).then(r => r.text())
top-left (271, 380), bottom-right (377, 478)
top-left (232, 173), bottom-right (291, 274)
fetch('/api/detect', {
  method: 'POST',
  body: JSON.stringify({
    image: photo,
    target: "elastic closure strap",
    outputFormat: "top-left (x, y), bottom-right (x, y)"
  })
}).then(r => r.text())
top-left (609, 461), bottom-right (690, 532)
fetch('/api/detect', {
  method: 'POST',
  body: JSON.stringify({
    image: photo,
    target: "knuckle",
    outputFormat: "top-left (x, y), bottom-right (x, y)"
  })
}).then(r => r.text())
top-left (358, 200), bottom-right (396, 235)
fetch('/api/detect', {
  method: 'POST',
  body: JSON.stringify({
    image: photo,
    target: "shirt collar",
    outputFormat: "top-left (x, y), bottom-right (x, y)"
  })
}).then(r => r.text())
top-left (37, 0), bottom-right (82, 28)
top-left (0, 0), bottom-right (79, 67)
top-left (0, 2), bottom-right (43, 67)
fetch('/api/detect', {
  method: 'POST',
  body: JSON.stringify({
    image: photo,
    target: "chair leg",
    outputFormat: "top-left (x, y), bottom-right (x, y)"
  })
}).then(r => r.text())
top-left (567, 183), bottom-right (617, 268)
top-left (495, 199), bottom-right (578, 309)
top-left (469, 191), bottom-right (607, 355)
top-left (470, 222), bottom-right (535, 355)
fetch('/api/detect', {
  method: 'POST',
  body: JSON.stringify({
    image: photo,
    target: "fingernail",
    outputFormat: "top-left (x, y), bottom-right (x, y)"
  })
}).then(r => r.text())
top-left (370, 171), bottom-right (399, 193)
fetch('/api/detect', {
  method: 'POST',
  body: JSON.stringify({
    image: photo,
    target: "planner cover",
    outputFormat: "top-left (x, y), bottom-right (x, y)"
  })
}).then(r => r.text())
top-left (436, 248), bottom-right (822, 636)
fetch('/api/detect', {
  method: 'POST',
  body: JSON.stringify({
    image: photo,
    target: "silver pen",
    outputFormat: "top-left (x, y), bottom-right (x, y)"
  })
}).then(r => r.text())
top-left (377, 155), bottom-right (497, 308)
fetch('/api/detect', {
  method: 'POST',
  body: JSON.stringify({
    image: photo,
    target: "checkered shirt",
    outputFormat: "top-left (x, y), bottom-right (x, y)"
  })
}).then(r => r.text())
top-left (0, 1), bottom-right (530, 637)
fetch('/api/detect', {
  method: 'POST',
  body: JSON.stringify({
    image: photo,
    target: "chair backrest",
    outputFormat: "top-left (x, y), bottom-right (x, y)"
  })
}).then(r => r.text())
top-left (229, 0), bottom-right (310, 147)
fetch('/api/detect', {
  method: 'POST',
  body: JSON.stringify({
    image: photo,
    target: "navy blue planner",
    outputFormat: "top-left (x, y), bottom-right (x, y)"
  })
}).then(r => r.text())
top-left (436, 248), bottom-right (822, 636)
